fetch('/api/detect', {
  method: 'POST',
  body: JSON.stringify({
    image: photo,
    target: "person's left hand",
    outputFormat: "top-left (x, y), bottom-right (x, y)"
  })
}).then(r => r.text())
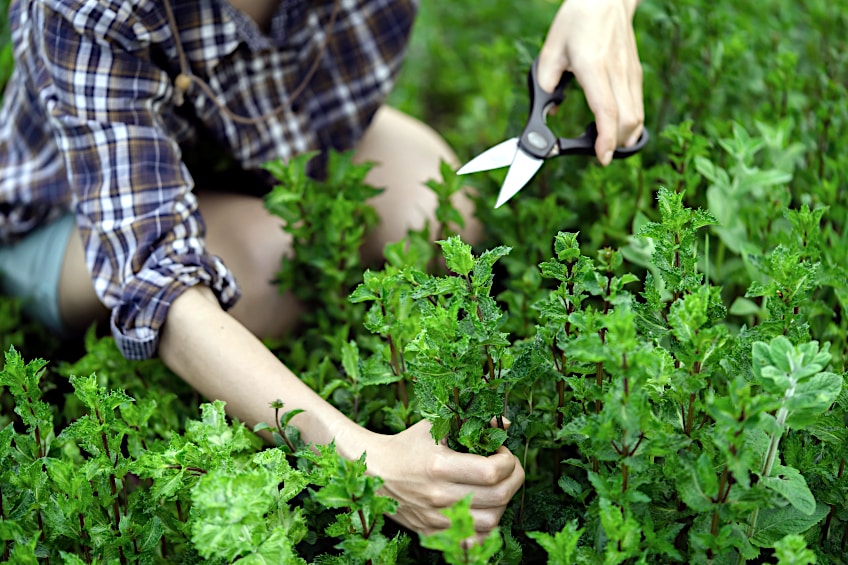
top-left (362, 420), bottom-right (525, 543)
top-left (536, 0), bottom-right (644, 166)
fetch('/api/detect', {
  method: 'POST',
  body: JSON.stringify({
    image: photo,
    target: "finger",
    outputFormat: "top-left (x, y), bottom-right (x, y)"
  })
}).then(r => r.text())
top-left (610, 66), bottom-right (641, 149)
top-left (610, 30), bottom-right (644, 148)
top-left (429, 445), bottom-right (519, 487)
top-left (573, 59), bottom-right (618, 166)
top-left (469, 506), bottom-right (507, 534)
top-left (428, 451), bottom-right (525, 510)
top-left (624, 37), bottom-right (645, 147)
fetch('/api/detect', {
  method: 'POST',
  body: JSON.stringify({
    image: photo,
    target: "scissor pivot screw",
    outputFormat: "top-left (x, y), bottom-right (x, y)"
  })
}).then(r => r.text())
top-left (526, 131), bottom-right (547, 150)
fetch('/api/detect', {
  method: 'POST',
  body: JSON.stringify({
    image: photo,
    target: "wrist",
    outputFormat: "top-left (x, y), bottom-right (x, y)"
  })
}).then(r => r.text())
top-left (327, 416), bottom-right (384, 464)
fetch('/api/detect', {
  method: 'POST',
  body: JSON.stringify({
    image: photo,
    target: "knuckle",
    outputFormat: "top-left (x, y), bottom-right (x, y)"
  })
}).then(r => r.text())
top-left (426, 452), bottom-right (450, 479)
top-left (479, 465), bottom-right (502, 487)
top-left (516, 460), bottom-right (526, 483)
top-left (427, 488), bottom-right (454, 509)
top-left (621, 115), bottom-right (644, 135)
top-left (617, 111), bottom-right (644, 146)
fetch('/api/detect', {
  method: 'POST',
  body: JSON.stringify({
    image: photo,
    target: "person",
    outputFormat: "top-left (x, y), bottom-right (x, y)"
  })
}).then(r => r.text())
top-left (0, 0), bottom-right (643, 539)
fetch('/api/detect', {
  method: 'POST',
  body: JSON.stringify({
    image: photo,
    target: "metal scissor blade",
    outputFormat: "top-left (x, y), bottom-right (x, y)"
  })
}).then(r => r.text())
top-left (456, 138), bottom-right (519, 175)
top-left (494, 149), bottom-right (544, 208)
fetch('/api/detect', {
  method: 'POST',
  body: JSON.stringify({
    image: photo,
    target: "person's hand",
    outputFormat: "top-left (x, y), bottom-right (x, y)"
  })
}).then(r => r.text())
top-left (364, 420), bottom-right (525, 541)
top-left (537, 0), bottom-right (644, 166)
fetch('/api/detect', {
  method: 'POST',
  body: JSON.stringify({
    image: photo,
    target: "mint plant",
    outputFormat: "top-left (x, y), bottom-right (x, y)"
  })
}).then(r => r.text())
top-left (264, 150), bottom-right (381, 330)
top-left (3, 0), bottom-right (848, 561)
top-left (354, 236), bottom-right (513, 455)
top-left (420, 495), bottom-right (503, 565)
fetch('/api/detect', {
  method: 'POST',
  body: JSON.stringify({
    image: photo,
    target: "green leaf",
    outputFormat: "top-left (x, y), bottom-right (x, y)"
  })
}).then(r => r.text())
top-left (341, 340), bottom-right (362, 385)
top-left (676, 453), bottom-right (719, 513)
top-left (59, 551), bottom-right (88, 565)
top-left (234, 528), bottom-right (307, 565)
top-left (760, 465), bottom-right (816, 515)
top-left (438, 236), bottom-right (474, 276)
top-left (526, 520), bottom-right (583, 565)
top-left (137, 516), bottom-right (164, 552)
top-left (190, 466), bottom-right (278, 561)
top-left (774, 533), bottom-right (816, 565)
top-left (750, 503), bottom-right (829, 547)
top-left (420, 495), bottom-right (503, 565)
top-left (729, 297), bottom-right (763, 316)
top-left (784, 372), bottom-right (842, 429)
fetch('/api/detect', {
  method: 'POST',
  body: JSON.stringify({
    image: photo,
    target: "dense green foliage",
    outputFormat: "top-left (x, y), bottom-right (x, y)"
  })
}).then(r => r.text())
top-left (2, 0), bottom-right (848, 563)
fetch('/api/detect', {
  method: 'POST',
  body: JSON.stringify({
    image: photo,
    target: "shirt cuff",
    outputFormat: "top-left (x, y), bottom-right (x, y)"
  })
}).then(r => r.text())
top-left (110, 253), bottom-right (240, 360)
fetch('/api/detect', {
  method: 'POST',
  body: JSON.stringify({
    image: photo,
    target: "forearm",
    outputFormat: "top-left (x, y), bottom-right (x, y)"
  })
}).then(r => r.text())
top-left (158, 285), bottom-right (373, 460)
top-left (158, 285), bottom-right (524, 538)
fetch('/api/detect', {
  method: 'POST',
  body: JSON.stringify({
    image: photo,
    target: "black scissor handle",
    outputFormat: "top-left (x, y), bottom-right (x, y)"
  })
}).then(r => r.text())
top-left (521, 58), bottom-right (649, 161)
top-left (518, 58), bottom-right (574, 159)
top-left (558, 122), bottom-right (650, 159)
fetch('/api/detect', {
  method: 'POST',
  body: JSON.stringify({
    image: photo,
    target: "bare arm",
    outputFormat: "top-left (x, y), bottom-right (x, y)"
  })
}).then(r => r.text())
top-left (159, 285), bottom-right (363, 450)
top-left (159, 285), bottom-right (525, 537)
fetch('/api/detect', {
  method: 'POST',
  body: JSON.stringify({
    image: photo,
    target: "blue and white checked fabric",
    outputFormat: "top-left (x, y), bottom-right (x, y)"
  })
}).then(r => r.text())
top-left (0, 0), bottom-right (416, 359)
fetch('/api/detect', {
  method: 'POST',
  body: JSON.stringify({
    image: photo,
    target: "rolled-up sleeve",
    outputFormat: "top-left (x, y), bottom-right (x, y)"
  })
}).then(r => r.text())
top-left (36, 1), bottom-right (239, 359)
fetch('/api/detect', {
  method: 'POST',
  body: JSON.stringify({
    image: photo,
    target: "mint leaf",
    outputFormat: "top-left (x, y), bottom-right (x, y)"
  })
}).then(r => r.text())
top-left (750, 503), bottom-right (829, 547)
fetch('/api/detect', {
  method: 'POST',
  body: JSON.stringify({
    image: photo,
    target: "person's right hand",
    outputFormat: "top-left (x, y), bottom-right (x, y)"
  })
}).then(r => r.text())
top-left (362, 420), bottom-right (525, 541)
top-left (537, 0), bottom-right (644, 166)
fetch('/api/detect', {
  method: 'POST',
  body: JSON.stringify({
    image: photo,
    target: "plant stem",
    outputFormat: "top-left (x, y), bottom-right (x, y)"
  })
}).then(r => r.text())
top-left (79, 513), bottom-right (91, 562)
top-left (497, 383), bottom-right (508, 430)
top-left (517, 392), bottom-right (534, 524)
top-left (742, 405), bottom-right (789, 564)
top-left (98, 426), bottom-right (123, 530)
top-left (711, 467), bottom-right (729, 537)
top-left (357, 508), bottom-right (371, 539)
top-left (684, 393), bottom-right (696, 436)
top-left (621, 462), bottom-right (629, 494)
top-left (35, 508), bottom-right (50, 565)
top-left (386, 333), bottom-right (409, 409)
top-left (595, 362), bottom-right (603, 414)
top-left (352, 394), bottom-right (360, 423)
top-left (555, 379), bottom-right (566, 479)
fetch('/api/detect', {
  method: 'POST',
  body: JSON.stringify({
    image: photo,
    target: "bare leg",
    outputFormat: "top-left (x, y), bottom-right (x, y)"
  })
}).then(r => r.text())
top-left (55, 197), bottom-right (302, 341)
top-left (57, 226), bottom-right (109, 333)
top-left (196, 191), bottom-right (303, 340)
top-left (355, 106), bottom-right (482, 263)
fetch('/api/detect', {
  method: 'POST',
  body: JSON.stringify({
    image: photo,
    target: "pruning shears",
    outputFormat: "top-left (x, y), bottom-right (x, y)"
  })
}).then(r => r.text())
top-left (457, 57), bottom-right (649, 208)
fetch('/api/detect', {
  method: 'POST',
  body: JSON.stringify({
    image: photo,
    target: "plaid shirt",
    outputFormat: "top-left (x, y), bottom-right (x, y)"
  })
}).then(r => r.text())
top-left (0, 0), bottom-right (416, 359)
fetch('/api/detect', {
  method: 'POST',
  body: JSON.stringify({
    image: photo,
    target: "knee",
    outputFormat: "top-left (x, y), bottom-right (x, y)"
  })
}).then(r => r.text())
top-left (198, 192), bottom-right (303, 340)
top-left (355, 106), bottom-right (483, 259)
top-left (224, 232), bottom-right (304, 340)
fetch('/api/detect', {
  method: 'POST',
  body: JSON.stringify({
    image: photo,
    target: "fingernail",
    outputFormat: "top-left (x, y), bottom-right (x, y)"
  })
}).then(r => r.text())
top-left (602, 150), bottom-right (613, 166)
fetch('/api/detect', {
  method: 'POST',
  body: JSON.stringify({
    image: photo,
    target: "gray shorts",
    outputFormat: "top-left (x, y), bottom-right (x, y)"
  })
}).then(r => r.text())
top-left (0, 213), bottom-right (76, 335)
